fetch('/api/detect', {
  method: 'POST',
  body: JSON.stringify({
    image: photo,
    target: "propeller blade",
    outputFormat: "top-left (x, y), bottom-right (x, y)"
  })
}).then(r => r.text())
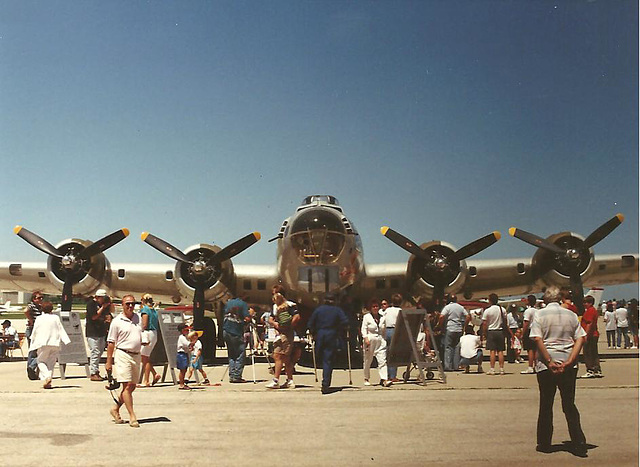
top-left (13, 226), bottom-right (63, 258)
top-left (583, 213), bottom-right (624, 249)
top-left (380, 226), bottom-right (428, 259)
top-left (78, 228), bottom-right (130, 260)
top-left (454, 231), bottom-right (501, 261)
top-left (213, 232), bottom-right (261, 264)
top-left (569, 270), bottom-right (585, 316)
top-left (61, 273), bottom-right (74, 312)
top-left (141, 232), bottom-right (192, 263)
top-left (508, 227), bottom-right (565, 255)
top-left (192, 285), bottom-right (206, 331)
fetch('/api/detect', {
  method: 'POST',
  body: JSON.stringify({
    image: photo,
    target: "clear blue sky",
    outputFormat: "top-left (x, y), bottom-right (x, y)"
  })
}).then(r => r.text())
top-left (1, 1), bottom-right (637, 300)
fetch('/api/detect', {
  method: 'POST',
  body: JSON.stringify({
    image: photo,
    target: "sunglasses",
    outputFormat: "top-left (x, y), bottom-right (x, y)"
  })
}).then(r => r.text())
top-left (123, 302), bottom-right (136, 307)
top-left (33, 296), bottom-right (43, 300)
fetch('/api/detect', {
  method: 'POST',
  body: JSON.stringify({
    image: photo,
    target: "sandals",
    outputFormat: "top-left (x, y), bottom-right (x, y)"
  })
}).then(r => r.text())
top-left (152, 374), bottom-right (161, 386)
top-left (178, 385), bottom-right (191, 390)
top-left (110, 408), bottom-right (125, 424)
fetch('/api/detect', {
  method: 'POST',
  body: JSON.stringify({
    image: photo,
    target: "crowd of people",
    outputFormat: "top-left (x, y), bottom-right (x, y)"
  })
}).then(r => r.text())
top-left (10, 284), bottom-right (638, 440)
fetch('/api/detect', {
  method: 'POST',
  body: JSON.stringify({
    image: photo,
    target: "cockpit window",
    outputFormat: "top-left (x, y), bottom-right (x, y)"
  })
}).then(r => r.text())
top-left (289, 209), bottom-right (346, 264)
top-left (302, 195), bottom-right (339, 205)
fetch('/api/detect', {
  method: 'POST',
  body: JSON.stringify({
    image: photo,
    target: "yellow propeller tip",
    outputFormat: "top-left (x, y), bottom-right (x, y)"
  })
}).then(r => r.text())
top-left (616, 213), bottom-right (624, 222)
top-left (13, 225), bottom-right (22, 235)
top-left (380, 226), bottom-right (389, 235)
top-left (508, 227), bottom-right (517, 237)
top-left (141, 232), bottom-right (149, 241)
top-left (253, 232), bottom-right (261, 241)
top-left (122, 228), bottom-right (130, 237)
top-left (493, 231), bottom-right (502, 240)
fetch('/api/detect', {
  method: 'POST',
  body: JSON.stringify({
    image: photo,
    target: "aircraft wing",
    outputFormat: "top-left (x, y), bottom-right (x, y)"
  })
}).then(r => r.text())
top-left (0, 261), bottom-right (279, 306)
top-left (362, 253), bottom-right (638, 300)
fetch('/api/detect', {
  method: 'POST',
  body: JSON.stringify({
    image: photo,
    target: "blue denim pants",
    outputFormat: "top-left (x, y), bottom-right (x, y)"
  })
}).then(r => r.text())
top-left (223, 331), bottom-right (245, 381)
top-left (385, 327), bottom-right (397, 380)
top-left (443, 330), bottom-right (463, 371)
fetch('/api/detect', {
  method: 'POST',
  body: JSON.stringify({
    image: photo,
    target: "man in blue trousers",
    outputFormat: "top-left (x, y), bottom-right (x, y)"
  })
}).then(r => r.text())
top-left (308, 293), bottom-right (349, 394)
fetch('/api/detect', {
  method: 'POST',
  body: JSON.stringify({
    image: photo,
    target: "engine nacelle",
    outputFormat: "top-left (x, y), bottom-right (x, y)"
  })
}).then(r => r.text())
top-left (531, 232), bottom-right (595, 287)
top-left (174, 243), bottom-right (234, 302)
top-left (407, 240), bottom-right (468, 297)
top-left (46, 238), bottom-right (107, 296)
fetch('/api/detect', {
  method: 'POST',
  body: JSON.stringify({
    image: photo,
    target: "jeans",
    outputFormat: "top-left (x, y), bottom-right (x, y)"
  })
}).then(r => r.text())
top-left (385, 327), bottom-right (397, 380)
top-left (87, 336), bottom-right (106, 375)
top-left (443, 330), bottom-right (462, 371)
top-left (223, 331), bottom-right (245, 381)
top-left (617, 327), bottom-right (630, 348)
top-left (606, 330), bottom-right (616, 347)
top-left (459, 349), bottom-right (483, 368)
top-left (536, 367), bottom-right (586, 447)
top-left (25, 326), bottom-right (38, 372)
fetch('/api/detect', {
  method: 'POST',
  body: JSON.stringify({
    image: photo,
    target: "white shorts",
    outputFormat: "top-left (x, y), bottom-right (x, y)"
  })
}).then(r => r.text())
top-left (140, 330), bottom-right (158, 357)
top-left (114, 348), bottom-right (141, 383)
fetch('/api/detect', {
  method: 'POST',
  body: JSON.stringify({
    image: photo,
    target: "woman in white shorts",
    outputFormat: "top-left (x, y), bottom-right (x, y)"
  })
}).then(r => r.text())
top-left (140, 293), bottom-right (161, 386)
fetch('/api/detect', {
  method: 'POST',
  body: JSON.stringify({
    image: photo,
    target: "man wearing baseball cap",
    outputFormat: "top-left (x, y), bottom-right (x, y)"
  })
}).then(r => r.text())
top-left (86, 289), bottom-right (111, 381)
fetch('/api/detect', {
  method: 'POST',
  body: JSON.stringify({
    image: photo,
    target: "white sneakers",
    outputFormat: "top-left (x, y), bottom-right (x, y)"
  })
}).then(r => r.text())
top-left (281, 380), bottom-right (295, 389)
top-left (266, 379), bottom-right (295, 389)
top-left (265, 379), bottom-right (280, 389)
top-left (521, 367), bottom-right (535, 374)
top-left (363, 380), bottom-right (371, 386)
top-left (487, 369), bottom-right (496, 376)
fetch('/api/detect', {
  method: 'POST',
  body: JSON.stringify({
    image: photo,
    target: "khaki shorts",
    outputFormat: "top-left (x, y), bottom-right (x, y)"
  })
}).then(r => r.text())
top-left (114, 348), bottom-right (141, 383)
top-left (273, 331), bottom-right (293, 356)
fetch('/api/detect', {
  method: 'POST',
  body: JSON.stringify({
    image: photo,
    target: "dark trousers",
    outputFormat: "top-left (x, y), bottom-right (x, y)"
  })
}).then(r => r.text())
top-left (583, 336), bottom-right (601, 373)
top-left (315, 329), bottom-right (338, 389)
top-left (536, 367), bottom-right (586, 447)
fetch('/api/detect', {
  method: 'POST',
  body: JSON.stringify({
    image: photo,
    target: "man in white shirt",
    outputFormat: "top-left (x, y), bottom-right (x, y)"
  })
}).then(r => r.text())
top-left (106, 295), bottom-right (143, 428)
top-left (382, 293), bottom-right (403, 382)
top-left (482, 294), bottom-right (507, 375)
top-left (603, 302), bottom-right (617, 348)
top-left (0, 319), bottom-right (20, 359)
top-left (439, 294), bottom-right (470, 371)
top-left (614, 301), bottom-right (630, 349)
top-left (530, 286), bottom-right (587, 456)
top-left (459, 325), bottom-right (483, 373)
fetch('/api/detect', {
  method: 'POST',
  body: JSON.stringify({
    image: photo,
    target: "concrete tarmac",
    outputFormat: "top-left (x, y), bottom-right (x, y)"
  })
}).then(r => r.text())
top-left (0, 354), bottom-right (637, 467)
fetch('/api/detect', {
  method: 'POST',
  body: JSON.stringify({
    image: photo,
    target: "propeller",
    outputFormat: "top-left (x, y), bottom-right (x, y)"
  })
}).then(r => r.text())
top-left (141, 231), bottom-right (261, 329)
top-left (14, 226), bottom-right (129, 311)
top-left (381, 226), bottom-right (501, 308)
top-left (509, 213), bottom-right (624, 315)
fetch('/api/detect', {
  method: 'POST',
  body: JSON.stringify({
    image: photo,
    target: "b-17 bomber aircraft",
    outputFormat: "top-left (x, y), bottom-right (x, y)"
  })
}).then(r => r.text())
top-left (0, 195), bottom-right (637, 326)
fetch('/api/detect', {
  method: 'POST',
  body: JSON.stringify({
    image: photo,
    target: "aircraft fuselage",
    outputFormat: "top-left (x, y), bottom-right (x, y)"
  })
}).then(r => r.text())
top-left (275, 196), bottom-right (364, 307)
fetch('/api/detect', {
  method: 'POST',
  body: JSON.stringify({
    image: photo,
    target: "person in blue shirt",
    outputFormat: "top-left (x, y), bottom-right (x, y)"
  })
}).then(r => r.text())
top-left (308, 293), bottom-right (349, 394)
top-left (223, 297), bottom-right (250, 383)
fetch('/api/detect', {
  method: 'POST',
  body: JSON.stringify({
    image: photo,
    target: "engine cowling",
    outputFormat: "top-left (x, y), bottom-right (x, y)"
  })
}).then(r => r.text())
top-left (531, 232), bottom-right (595, 287)
top-left (46, 238), bottom-right (108, 296)
top-left (174, 243), bottom-right (234, 302)
top-left (407, 240), bottom-right (468, 297)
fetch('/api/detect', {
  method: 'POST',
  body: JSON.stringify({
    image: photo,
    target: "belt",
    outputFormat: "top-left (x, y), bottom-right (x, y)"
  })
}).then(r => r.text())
top-left (117, 348), bottom-right (139, 355)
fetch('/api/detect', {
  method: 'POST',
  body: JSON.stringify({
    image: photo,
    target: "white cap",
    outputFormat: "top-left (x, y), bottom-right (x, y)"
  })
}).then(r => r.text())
top-left (95, 289), bottom-right (107, 297)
